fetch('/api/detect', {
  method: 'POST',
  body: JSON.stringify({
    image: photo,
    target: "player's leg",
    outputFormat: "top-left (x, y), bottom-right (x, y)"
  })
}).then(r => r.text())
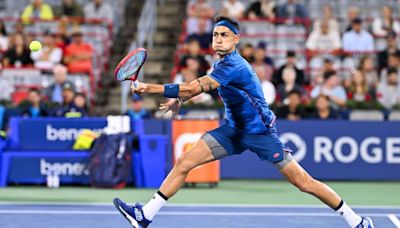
top-left (113, 137), bottom-right (219, 227)
top-left (278, 155), bottom-right (373, 228)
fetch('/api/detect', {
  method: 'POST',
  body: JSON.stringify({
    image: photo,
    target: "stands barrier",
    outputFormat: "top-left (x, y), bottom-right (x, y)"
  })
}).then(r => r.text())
top-left (0, 118), bottom-right (399, 187)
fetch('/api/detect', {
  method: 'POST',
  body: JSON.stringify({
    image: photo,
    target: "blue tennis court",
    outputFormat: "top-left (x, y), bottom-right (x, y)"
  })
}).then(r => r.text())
top-left (0, 203), bottom-right (398, 227)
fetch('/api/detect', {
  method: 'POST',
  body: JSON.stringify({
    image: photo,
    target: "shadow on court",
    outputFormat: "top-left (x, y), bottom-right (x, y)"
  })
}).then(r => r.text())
top-left (0, 204), bottom-right (398, 227)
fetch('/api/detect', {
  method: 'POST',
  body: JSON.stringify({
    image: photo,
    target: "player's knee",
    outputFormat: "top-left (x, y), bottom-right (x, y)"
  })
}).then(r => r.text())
top-left (175, 154), bottom-right (195, 174)
top-left (294, 177), bottom-right (317, 194)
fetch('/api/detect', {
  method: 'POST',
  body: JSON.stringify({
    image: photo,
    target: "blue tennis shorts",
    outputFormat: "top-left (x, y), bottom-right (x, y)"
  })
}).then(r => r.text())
top-left (201, 123), bottom-right (291, 163)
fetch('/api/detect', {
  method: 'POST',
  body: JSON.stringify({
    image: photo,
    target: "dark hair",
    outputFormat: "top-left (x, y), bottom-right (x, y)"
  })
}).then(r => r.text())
top-left (387, 67), bottom-right (398, 75)
top-left (214, 16), bottom-right (240, 31)
top-left (29, 88), bottom-right (41, 95)
top-left (0, 21), bottom-right (7, 36)
top-left (323, 70), bottom-right (336, 79)
top-left (288, 89), bottom-right (301, 97)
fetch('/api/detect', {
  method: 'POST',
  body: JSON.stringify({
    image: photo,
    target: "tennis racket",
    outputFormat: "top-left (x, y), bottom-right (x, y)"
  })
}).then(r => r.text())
top-left (114, 48), bottom-right (147, 87)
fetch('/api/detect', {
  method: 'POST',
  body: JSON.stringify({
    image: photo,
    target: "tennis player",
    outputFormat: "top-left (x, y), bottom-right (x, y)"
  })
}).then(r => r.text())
top-left (113, 16), bottom-right (374, 228)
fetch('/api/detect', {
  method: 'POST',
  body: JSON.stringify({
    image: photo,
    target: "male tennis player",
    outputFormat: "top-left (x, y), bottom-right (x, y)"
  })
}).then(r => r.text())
top-left (113, 16), bottom-right (374, 228)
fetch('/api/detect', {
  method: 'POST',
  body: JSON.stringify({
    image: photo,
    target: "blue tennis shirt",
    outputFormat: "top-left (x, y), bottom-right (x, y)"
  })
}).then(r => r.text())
top-left (209, 50), bottom-right (276, 134)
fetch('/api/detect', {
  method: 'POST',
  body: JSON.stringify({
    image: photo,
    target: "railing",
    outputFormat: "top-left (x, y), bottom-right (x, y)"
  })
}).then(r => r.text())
top-left (121, 0), bottom-right (163, 113)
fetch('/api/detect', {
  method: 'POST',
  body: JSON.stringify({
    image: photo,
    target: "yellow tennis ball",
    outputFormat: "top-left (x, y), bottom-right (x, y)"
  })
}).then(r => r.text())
top-left (29, 40), bottom-right (42, 52)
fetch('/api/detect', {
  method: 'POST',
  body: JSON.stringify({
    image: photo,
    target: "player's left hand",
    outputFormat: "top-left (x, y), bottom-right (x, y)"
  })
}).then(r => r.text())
top-left (131, 81), bottom-right (147, 94)
top-left (159, 99), bottom-right (182, 119)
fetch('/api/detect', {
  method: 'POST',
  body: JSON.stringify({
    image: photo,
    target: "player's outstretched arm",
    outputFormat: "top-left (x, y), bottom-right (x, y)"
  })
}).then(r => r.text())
top-left (131, 75), bottom-right (220, 99)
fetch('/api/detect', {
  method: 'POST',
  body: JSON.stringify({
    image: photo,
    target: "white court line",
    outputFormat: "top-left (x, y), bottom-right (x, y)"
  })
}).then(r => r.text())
top-left (0, 210), bottom-right (397, 217)
top-left (0, 202), bottom-right (400, 209)
top-left (388, 214), bottom-right (400, 228)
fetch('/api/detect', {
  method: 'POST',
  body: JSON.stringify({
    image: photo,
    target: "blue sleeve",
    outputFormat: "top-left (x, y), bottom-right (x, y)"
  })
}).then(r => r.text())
top-left (209, 61), bottom-right (238, 87)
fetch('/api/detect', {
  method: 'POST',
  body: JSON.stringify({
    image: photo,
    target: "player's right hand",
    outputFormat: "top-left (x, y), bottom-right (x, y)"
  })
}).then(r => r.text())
top-left (159, 99), bottom-right (182, 119)
top-left (131, 81), bottom-right (147, 94)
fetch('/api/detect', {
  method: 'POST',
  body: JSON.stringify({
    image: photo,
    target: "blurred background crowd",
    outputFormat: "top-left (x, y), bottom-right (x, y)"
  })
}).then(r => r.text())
top-left (0, 0), bottom-right (400, 133)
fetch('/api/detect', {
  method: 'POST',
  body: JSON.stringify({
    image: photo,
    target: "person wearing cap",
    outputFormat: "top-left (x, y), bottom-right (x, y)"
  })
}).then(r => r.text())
top-left (124, 94), bottom-right (151, 120)
top-left (30, 30), bottom-right (62, 71)
top-left (113, 16), bottom-right (374, 228)
top-left (342, 17), bottom-right (374, 53)
top-left (50, 81), bottom-right (76, 117)
top-left (63, 28), bottom-right (93, 74)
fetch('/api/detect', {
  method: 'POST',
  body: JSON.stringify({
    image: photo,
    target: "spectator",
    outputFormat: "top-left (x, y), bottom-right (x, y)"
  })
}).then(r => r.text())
top-left (273, 50), bottom-right (305, 85)
top-left (46, 64), bottom-right (75, 103)
top-left (179, 38), bottom-right (209, 75)
top-left (21, 0), bottom-right (54, 24)
top-left (311, 56), bottom-right (336, 86)
top-left (310, 95), bottom-right (339, 120)
top-left (255, 67), bottom-right (276, 105)
top-left (276, 90), bottom-right (307, 120)
top-left (377, 31), bottom-right (400, 72)
top-left (185, 18), bottom-right (212, 49)
top-left (125, 94), bottom-right (151, 120)
top-left (65, 92), bottom-right (89, 117)
top-left (345, 70), bottom-right (376, 102)
top-left (342, 18), bottom-right (374, 53)
top-left (63, 28), bottom-right (93, 74)
top-left (252, 43), bottom-right (274, 81)
top-left (0, 20), bottom-right (9, 52)
top-left (358, 55), bottom-right (379, 87)
top-left (306, 19), bottom-right (341, 57)
top-left (313, 5), bottom-right (339, 34)
top-left (246, 0), bottom-right (276, 20)
top-left (21, 88), bottom-right (48, 117)
top-left (186, 0), bottom-right (213, 35)
top-left (372, 6), bottom-right (400, 37)
top-left (221, 0), bottom-right (246, 19)
top-left (344, 7), bottom-right (360, 32)
top-left (186, 0), bottom-right (214, 18)
top-left (276, 67), bottom-right (305, 103)
top-left (55, 21), bottom-right (71, 52)
top-left (311, 71), bottom-right (347, 109)
top-left (83, 0), bottom-right (113, 22)
top-left (55, 0), bottom-right (84, 20)
top-left (276, 0), bottom-right (308, 24)
top-left (2, 33), bottom-right (33, 67)
top-left (377, 68), bottom-right (400, 109)
top-left (380, 52), bottom-right (400, 83)
top-left (30, 31), bottom-right (63, 71)
top-left (239, 43), bottom-right (254, 63)
top-left (51, 82), bottom-right (76, 117)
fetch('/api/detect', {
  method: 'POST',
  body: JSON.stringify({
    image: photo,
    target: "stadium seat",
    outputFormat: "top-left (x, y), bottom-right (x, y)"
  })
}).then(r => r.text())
top-left (388, 111), bottom-right (400, 121)
top-left (349, 110), bottom-right (385, 121)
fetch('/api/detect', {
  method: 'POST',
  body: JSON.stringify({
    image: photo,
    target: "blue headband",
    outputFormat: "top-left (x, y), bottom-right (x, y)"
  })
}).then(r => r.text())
top-left (214, 20), bottom-right (238, 34)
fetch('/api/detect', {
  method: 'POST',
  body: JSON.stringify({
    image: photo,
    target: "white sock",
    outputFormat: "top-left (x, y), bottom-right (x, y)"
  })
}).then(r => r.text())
top-left (335, 201), bottom-right (362, 227)
top-left (142, 191), bottom-right (167, 220)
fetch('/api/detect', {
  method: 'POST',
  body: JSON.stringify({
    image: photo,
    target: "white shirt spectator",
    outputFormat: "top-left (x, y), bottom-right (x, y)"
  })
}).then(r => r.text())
top-left (306, 31), bottom-right (341, 52)
top-left (83, 1), bottom-right (113, 22)
top-left (0, 36), bottom-right (8, 52)
top-left (372, 18), bottom-right (400, 37)
top-left (31, 46), bottom-right (63, 70)
top-left (377, 82), bottom-right (400, 108)
top-left (342, 30), bottom-right (374, 52)
top-left (223, 0), bottom-right (245, 19)
top-left (260, 80), bottom-right (276, 105)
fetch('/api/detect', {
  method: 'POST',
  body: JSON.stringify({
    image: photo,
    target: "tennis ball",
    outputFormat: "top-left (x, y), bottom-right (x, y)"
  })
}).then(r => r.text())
top-left (29, 40), bottom-right (42, 52)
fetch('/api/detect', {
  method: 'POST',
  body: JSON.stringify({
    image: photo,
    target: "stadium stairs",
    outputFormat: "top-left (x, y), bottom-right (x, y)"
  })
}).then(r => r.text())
top-left (98, 0), bottom-right (187, 115)
top-left (92, 0), bottom-right (145, 115)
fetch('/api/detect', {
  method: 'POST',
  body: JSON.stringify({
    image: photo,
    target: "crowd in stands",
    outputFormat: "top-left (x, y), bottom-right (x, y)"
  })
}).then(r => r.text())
top-left (0, 0), bottom-right (116, 132)
top-left (171, 0), bottom-right (400, 121)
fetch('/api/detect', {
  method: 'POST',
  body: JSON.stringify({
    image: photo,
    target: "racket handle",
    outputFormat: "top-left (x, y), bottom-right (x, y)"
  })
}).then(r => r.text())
top-left (132, 80), bottom-right (139, 88)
